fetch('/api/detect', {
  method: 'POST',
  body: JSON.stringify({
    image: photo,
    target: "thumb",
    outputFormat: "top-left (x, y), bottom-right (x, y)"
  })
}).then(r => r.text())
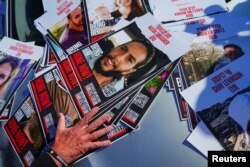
top-left (57, 113), bottom-right (65, 132)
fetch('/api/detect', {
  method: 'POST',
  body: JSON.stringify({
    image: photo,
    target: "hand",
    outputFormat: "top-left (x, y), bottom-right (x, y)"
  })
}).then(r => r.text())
top-left (51, 107), bottom-right (113, 165)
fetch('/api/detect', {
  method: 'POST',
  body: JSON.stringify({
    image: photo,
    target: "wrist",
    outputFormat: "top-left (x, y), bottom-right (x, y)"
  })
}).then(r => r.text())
top-left (47, 152), bottom-right (63, 167)
top-left (47, 147), bottom-right (69, 167)
top-left (52, 142), bottom-right (72, 164)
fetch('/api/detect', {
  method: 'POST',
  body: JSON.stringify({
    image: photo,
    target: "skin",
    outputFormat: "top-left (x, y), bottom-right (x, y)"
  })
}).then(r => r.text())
top-left (95, 6), bottom-right (112, 20)
top-left (51, 107), bottom-right (113, 166)
top-left (114, 0), bottom-right (133, 19)
top-left (100, 41), bottom-right (147, 75)
top-left (93, 41), bottom-right (148, 87)
top-left (0, 62), bottom-right (12, 86)
top-left (68, 7), bottom-right (84, 31)
top-left (117, 0), bottom-right (132, 7)
top-left (224, 47), bottom-right (243, 61)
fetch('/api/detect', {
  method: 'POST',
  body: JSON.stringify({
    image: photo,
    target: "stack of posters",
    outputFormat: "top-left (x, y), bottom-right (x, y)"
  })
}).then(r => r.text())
top-left (4, 1), bottom-right (193, 166)
top-left (164, 10), bottom-right (250, 131)
top-left (181, 54), bottom-right (250, 151)
top-left (177, 0), bottom-right (250, 157)
top-left (3, 0), bottom-right (249, 166)
top-left (152, 0), bottom-right (230, 131)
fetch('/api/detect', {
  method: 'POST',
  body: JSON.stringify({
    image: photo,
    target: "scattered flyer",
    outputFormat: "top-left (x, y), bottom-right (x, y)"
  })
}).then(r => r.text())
top-left (55, 13), bottom-right (190, 114)
top-left (164, 13), bottom-right (250, 43)
top-left (4, 95), bottom-right (46, 167)
top-left (146, 0), bottom-right (227, 22)
top-left (29, 67), bottom-right (83, 143)
top-left (83, 0), bottom-right (147, 42)
top-left (181, 54), bottom-right (250, 150)
top-left (179, 34), bottom-right (250, 89)
top-left (0, 37), bottom-right (43, 116)
top-left (164, 13), bottom-right (250, 130)
top-left (3, 1), bottom-right (250, 167)
top-left (35, 0), bottom-right (89, 55)
top-left (178, 62), bottom-right (200, 129)
top-left (56, 58), bottom-right (91, 114)
top-left (187, 105), bottom-right (200, 131)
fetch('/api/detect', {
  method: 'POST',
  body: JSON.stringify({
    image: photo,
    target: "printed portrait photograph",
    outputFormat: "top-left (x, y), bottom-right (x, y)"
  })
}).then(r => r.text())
top-left (18, 96), bottom-right (45, 150)
top-left (81, 22), bottom-right (170, 97)
top-left (0, 53), bottom-right (34, 111)
top-left (85, 0), bottom-right (145, 38)
top-left (45, 73), bottom-right (81, 127)
top-left (49, 5), bottom-right (89, 53)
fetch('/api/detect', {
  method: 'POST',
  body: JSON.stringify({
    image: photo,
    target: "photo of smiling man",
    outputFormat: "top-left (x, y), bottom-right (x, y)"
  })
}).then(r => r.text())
top-left (81, 22), bottom-right (170, 97)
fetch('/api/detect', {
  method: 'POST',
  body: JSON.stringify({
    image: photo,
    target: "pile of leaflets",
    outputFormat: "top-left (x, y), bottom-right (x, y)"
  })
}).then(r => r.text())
top-left (1, 0), bottom-right (250, 166)
top-left (162, 0), bottom-right (250, 158)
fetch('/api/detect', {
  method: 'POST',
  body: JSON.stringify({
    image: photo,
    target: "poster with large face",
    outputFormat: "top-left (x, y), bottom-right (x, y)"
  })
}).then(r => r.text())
top-left (57, 14), bottom-right (190, 111)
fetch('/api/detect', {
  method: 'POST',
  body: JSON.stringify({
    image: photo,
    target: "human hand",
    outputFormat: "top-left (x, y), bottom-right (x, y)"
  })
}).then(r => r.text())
top-left (51, 107), bottom-right (113, 165)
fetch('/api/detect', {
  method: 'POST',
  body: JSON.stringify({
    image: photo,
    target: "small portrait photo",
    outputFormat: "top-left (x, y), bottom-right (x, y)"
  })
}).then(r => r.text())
top-left (18, 96), bottom-right (45, 150)
top-left (50, 5), bottom-right (89, 52)
top-left (46, 79), bottom-right (81, 127)
top-left (0, 54), bottom-right (33, 110)
top-left (86, 0), bottom-right (145, 37)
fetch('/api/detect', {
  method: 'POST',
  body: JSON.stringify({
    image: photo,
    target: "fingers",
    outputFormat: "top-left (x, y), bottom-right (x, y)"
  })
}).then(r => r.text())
top-left (86, 114), bottom-right (109, 133)
top-left (76, 107), bottom-right (100, 128)
top-left (89, 125), bottom-right (113, 140)
top-left (57, 113), bottom-right (65, 132)
top-left (87, 107), bottom-right (100, 121)
top-left (77, 125), bottom-right (112, 156)
top-left (87, 140), bottom-right (111, 150)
